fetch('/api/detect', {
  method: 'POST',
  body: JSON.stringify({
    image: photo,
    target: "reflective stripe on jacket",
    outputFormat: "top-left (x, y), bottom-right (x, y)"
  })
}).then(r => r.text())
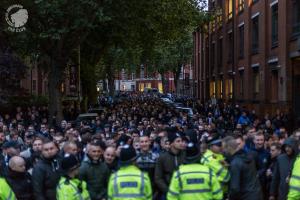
top-left (167, 163), bottom-right (223, 200)
top-left (201, 149), bottom-right (230, 191)
top-left (56, 177), bottom-right (90, 200)
top-left (288, 156), bottom-right (300, 200)
top-left (108, 165), bottom-right (152, 200)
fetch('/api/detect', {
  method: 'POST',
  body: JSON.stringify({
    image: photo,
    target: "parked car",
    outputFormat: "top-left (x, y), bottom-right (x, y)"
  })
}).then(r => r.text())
top-left (76, 113), bottom-right (98, 127)
top-left (174, 107), bottom-right (194, 118)
top-left (88, 107), bottom-right (105, 115)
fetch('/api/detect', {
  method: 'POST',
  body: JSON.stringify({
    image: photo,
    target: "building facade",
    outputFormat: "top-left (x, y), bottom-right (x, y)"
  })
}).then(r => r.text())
top-left (193, 0), bottom-right (300, 119)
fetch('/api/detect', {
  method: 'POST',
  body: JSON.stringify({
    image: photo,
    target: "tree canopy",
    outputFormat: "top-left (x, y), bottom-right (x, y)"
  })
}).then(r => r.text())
top-left (0, 0), bottom-right (208, 121)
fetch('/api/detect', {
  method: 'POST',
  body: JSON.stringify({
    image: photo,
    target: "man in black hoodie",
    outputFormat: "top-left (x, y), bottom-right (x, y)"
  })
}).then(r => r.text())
top-left (32, 139), bottom-right (61, 200)
top-left (269, 138), bottom-right (298, 200)
top-left (222, 136), bottom-right (263, 200)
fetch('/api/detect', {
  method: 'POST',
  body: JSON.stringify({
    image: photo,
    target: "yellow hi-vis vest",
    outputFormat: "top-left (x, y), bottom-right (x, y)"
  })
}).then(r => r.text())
top-left (167, 163), bottom-right (223, 200)
top-left (201, 149), bottom-right (230, 191)
top-left (0, 177), bottom-right (16, 200)
top-left (288, 156), bottom-right (300, 200)
top-left (56, 177), bottom-right (90, 200)
top-left (108, 165), bottom-right (152, 200)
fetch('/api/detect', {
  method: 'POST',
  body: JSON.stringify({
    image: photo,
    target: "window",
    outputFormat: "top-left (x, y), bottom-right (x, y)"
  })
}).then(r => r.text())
top-left (217, 79), bottom-right (223, 99)
top-left (292, 0), bottom-right (300, 36)
top-left (228, 32), bottom-right (233, 63)
top-left (226, 79), bottom-right (233, 99)
top-left (239, 25), bottom-right (244, 58)
top-left (271, 71), bottom-right (278, 102)
top-left (139, 83), bottom-right (144, 91)
top-left (271, 3), bottom-right (278, 46)
top-left (239, 72), bottom-right (244, 96)
top-left (227, 0), bottom-right (233, 20)
top-left (217, 13), bottom-right (223, 28)
top-left (211, 42), bottom-right (215, 74)
top-left (210, 81), bottom-right (216, 97)
top-left (140, 65), bottom-right (144, 79)
top-left (252, 15), bottom-right (259, 54)
top-left (253, 70), bottom-right (260, 97)
top-left (238, 0), bottom-right (244, 12)
top-left (252, 0), bottom-right (259, 4)
top-left (218, 38), bottom-right (223, 69)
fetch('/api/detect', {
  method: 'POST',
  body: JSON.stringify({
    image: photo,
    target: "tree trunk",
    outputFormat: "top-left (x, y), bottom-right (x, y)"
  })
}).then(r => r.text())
top-left (48, 58), bottom-right (64, 126)
top-left (106, 65), bottom-right (115, 96)
top-left (161, 72), bottom-right (167, 93)
top-left (173, 64), bottom-right (181, 94)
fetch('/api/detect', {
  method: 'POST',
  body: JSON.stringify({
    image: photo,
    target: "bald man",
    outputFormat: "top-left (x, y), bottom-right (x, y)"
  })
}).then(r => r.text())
top-left (6, 156), bottom-right (33, 200)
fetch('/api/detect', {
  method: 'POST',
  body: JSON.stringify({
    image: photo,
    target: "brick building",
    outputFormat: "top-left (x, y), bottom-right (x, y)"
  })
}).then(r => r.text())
top-left (193, 0), bottom-right (300, 119)
top-left (114, 65), bottom-right (176, 93)
top-left (21, 61), bottom-right (79, 100)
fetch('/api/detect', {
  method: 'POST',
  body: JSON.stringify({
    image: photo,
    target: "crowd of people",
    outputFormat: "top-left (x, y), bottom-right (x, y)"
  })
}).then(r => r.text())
top-left (0, 93), bottom-right (300, 200)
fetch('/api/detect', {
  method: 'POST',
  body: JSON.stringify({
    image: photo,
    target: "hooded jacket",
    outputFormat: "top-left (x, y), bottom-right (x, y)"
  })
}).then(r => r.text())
top-left (270, 138), bottom-right (298, 200)
top-left (228, 149), bottom-right (263, 200)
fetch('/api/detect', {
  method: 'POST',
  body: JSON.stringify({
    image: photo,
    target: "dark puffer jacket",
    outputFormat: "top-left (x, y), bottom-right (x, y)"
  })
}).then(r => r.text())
top-left (79, 155), bottom-right (110, 200)
top-left (228, 149), bottom-right (263, 200)
top-left (270, 138), bottom-right (298, 200)
top-left (32, 156), bottom-right (61, 200)
top-left (154, 150), bottom-right (185, 194)
top-left (6, 169), bottom-right (34, 200)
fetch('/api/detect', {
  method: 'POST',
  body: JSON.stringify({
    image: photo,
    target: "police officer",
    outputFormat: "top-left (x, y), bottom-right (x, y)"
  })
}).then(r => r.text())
top-left (0, 177), bottom-right (16, 200)
top-left (108, 144), bottom-right (152, 200)
top-left (201, 137), bottom-right (230, 195)
top-left (56, 154), bottom-right (90, 200)
top-left (167, 142), bottom-right (223, 200)
top-left (287, 155), bottom-right (300, 200)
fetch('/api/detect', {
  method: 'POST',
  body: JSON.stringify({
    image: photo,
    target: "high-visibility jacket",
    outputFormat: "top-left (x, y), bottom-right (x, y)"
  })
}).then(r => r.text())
top-left (201, 149), bottom-right (230, 192)
top-left (167, 163), bottom-right (223, 200)
top-left (108, 165), bottom-right (152, 200)
top-left (288, 156), bottom-right (300, 200)
top-left (0, 177), bottom-right (16, 200)
top-left (56, 177), bottom-right (90, 200)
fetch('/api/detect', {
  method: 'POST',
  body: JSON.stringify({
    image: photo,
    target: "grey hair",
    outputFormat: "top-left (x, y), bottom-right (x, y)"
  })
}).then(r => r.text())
top-left (222, 136), bottom-right (239, 152)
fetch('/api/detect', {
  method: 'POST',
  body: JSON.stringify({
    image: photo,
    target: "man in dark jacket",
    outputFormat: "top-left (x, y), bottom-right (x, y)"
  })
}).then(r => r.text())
top-left (222, 136), bottom-right (263, 200)
top-left (250, 132), bottom-right (271, 198)
top-left (6, 156), bottom-right (33, 200)
top-left (79, 141), bottom-right (110, 200)
top-left (155, 131), bottom-right (185, 199)
top-left (32, 140), bottom-right (61, 200)
top-left (269, 138), bottom-right (298, 200)
top-left (266, 143), bottom-right (281, 199)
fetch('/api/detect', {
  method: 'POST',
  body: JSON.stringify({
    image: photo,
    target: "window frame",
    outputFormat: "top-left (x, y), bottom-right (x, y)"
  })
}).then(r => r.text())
top-left (238, 24), bottom-right (245, 59)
